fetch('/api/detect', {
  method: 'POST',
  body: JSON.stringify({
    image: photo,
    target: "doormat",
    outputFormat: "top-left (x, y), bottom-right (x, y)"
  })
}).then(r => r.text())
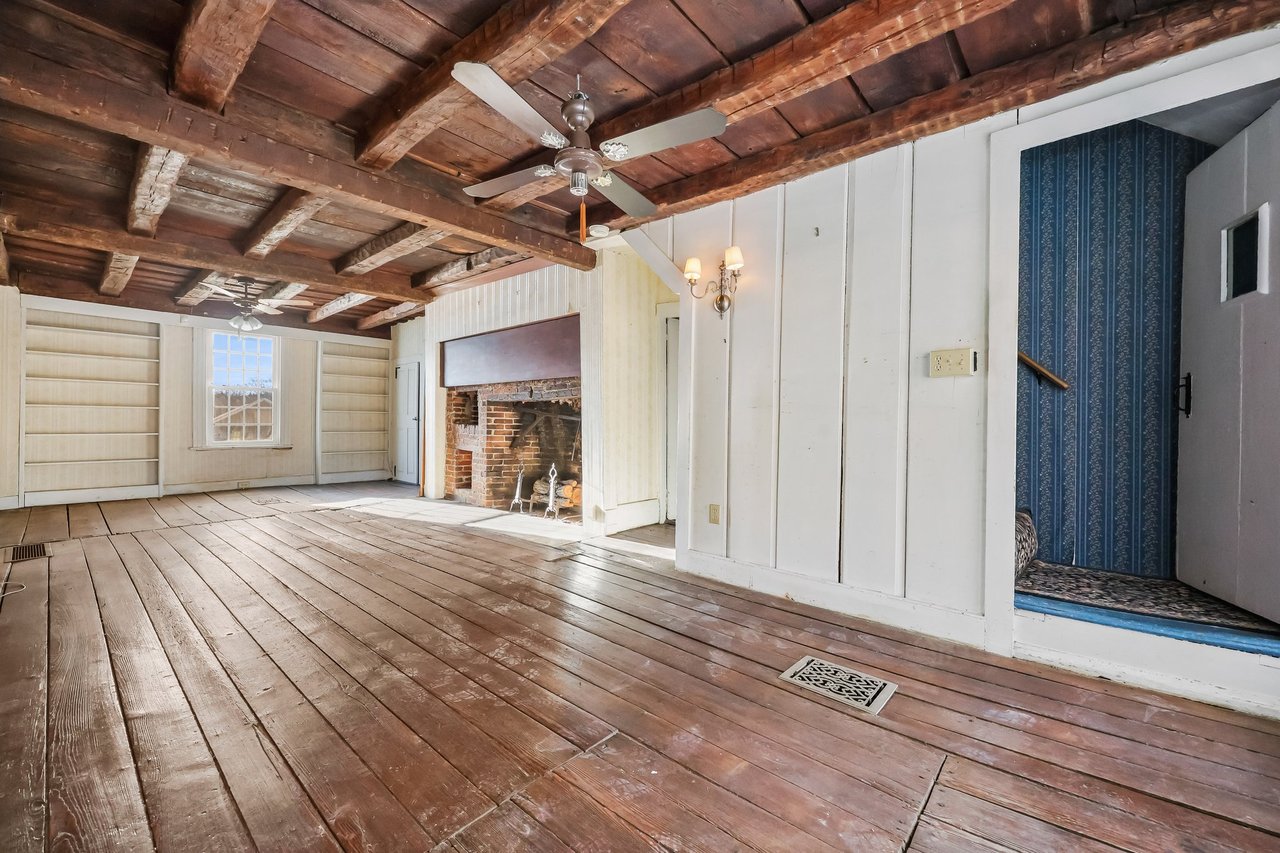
top-left (779, 656), bottom-right (897, 714)
top-left (1017, 561), bottom-right (1280, 634)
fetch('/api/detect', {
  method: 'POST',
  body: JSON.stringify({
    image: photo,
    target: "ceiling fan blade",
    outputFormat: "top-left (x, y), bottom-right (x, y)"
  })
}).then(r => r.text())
top-left (202, 282), bottom-right (243, 300)
top-left (600, 108), bottom-right (727, 161)
top-left (452, 62), bottom-right (567, 147)
top-left (251, 304), bottom-right (284, 315)
top-left (593, 172), bottom-right (657, 218)
top-left (259, 298), bottom-right (313, 308)
top-left (464, 165), bottom-right (555, 199)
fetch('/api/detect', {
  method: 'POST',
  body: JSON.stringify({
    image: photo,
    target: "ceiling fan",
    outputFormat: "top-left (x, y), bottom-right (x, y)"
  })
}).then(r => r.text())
top-left (203, 276), bottom-right (312, 331)
top-left (452, 62), bottom-right (727, 228)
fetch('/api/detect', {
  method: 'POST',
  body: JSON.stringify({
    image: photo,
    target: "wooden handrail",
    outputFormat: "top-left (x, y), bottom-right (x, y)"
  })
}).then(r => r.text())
top-left (1018, 351), bottom-right (1069, 390)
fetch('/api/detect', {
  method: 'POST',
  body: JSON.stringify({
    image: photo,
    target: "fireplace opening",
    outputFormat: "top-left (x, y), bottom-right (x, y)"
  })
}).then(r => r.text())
top-left (444, 378), bottom-right (583, 520)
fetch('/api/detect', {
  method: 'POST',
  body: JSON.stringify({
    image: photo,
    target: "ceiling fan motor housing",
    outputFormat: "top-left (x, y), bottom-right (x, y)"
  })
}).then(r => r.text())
top-left (556, 92), bottom-right (602, 196)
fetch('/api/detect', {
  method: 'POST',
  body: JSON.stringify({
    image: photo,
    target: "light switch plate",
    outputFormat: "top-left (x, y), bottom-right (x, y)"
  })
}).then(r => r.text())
top-left (929, 347), bottom-right (977, 377)
top-left (708, 504), bottom-right (721, 524)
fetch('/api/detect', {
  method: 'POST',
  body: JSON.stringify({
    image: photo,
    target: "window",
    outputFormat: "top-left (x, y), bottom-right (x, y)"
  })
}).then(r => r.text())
top-left (1227, 212), bottom-right (1260, 299)
top-left (207, 331), bottom-right (279, 445)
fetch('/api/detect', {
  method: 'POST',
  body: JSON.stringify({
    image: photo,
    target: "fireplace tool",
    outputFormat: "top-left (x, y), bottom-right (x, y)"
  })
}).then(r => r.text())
top-left (544, 463), bottom-right (560, 519)
top-left (510, 465), bottom-right (530, 514)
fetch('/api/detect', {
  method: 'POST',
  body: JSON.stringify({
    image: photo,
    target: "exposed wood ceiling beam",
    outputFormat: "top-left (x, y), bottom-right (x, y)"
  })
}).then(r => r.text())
top-left (240, 189), bottom-right (333, 259)
top-left (259, 281), bottom-right (308, 301)
top-left (172, 0), bottom-right (279, 112)
top-left (412, 246), bottom-right (523, 289)
top-left (127, 144), bottom-right (191, 236)
top-left (337, 223), bottom-right (450, 275)
top-left (0, 46), bottom-right (598, 271)
top-left (175, 270), bottom-right (230, 306)
top-left (99, 252), bottom-right (139, 296)
top-left (428, 256), bottom-right (552, 297)
top-left (357, 0), bottom-right (632, 170)
top-left (487, 0), bottom-right (1018, 212)
top-left (21, 271), bottom-right (387, 338)
top-left (0, 205), bottom-right (428, 305)
top-left (593, 0), bottom-right (1280, 229)
top-left (308, 292), bottom-right (375, 324)
top-left (355, 301), bottom-right (425, 331)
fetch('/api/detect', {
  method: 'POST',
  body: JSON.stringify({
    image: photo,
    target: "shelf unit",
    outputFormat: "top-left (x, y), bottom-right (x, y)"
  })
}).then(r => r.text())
top-left (319, 341), bottom-right (390, 478)
top-left (23, 309), bottom-right (161, 494)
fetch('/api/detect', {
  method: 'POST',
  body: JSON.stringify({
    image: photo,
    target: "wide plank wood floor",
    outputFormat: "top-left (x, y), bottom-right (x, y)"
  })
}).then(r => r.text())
top-left (1, 483), bottom-right (1278, 851)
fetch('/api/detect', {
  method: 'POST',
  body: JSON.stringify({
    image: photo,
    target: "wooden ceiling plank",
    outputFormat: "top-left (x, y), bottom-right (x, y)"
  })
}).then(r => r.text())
top-left (488, 0), bottom-right (1019, 213)
top-left (0, 208), bottom-right (428, 305)
top-left (355, 301), bottom-right (424, 331)
top-left (127, 144), bottom-right (192, 236)
top-left (411, 246), bottom-right (521, 288)
top-left (308, 292), bottom-right (375, 323)
top-left (595, 0), bottom-right (1280, 228)
top-left (240, 188), bottom-right (333, 258)
top-left (357, 0), bottom-right (634, 170)
top-left (172, 0), bottom-right (280, 111)
top-left (0, 45), bottom-right (598, 270)
top-left (99, 251), bottom-right (140, 296)
top-left (337, 222), bottom-right (450, 275)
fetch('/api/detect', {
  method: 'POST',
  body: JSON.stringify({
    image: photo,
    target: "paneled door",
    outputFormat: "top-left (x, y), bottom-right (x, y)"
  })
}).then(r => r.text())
top-left (394, 361), bottom-right (421, 486)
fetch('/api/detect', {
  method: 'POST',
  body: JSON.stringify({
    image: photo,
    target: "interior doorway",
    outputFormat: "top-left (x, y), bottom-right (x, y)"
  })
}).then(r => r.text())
top-left (664, 314), bottom-right (680, 524)
top-left (394, 361), bottom-right (421, 486)
top-left (1012, 82), bottom-right (1280, 651)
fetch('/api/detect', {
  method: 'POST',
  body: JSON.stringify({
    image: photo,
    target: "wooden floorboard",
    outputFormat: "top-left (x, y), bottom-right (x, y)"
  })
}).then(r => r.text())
top-left (0, 483), bottom-right (1276, 852)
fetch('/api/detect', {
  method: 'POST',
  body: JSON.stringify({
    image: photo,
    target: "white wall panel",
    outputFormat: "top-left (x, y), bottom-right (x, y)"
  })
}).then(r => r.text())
top-left (842, 146), bottom-right (914, 595)
top-left (320, 342), bottom-right (390, 477)
top-left (674, 203), bottom-right (732, 557)
top-left (775, 168), bottom-right (848, 581)
top-left (725, 187), bottom-right (782, 568)
top-left (904, 115), bottom-right (1012, 612)
top-left (0, 287), bottom-right (22, 502)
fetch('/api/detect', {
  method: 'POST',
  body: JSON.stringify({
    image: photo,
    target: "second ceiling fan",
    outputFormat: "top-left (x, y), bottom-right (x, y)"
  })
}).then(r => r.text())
top-left (453, 62), bottom-right (727, 223)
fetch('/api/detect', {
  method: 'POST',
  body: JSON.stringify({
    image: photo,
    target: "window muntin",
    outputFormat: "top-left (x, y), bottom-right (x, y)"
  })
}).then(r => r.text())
top-left (208, 332), bottom-right (278, 444)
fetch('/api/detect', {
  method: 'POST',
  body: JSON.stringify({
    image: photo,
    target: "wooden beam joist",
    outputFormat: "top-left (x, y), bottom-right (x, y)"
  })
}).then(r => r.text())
top-left (412, 246), bottom-right (522, 289)
top-left (487, 0), bottom-right (1018, 212)
top-left (0, 205), bottom-right (428, 305)
top-left (99, 251), bottom-right (139, 296)
top-left (358, 0), bottom-right (632, 170)
top-left (595, 0), bottom-right (1280, 228)
top-left (127, 144), bottom-right (191, 236)
top-left (0, 46), bottom-right (597, 271)
top-left (337, 222), bottom-right (449, 275)
top-left (356, 301), bottom-right (424, 331)
top-left (308, 292), bottom-right (375, 323)
top-left (240, 189), bottom-right (332, 259)
top-left (172, 0), bottom-right (279, 111)
top-left (259, 281), bottom-right (307, 301)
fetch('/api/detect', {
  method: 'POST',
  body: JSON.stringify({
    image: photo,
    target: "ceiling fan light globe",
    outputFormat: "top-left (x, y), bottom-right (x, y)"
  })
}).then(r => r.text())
top-left (569, 171), bottom-right (589, 197)
top-left (230, 313), bottom-right (263, 332)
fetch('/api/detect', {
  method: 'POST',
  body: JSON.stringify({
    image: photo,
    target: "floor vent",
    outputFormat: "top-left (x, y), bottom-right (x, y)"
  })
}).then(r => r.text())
top-left (7, 543), bottom-right (49, 563)
top-left (779, 656), bottom-right (897, 715)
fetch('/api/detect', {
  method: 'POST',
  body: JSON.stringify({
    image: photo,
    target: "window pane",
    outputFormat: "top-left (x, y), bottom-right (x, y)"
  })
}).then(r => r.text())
top-left (227, 336), bottom-right (242, 354)
top-left (213, 425), bottom-right (229, 442)
top-left (244, 337), bottom-right (258, 354)
top-left (260, 338), bottom-right (273, 356)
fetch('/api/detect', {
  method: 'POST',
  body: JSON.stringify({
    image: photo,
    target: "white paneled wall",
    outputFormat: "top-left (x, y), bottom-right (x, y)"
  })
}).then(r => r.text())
top-left (320, 342), bottom-right (391, 480)
top-left (0, 288), bottom-right (22, 507)
top-left (22, 309), bottom-right (161, 500)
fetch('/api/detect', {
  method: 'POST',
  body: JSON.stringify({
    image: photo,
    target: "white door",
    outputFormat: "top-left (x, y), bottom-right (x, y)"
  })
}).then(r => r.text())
top-left (1177, 103), bottom-right (1278, 622)
top-left (394, 362), bottom-right (421, 485)
top-left (665, 317), bottom-right (679, 522)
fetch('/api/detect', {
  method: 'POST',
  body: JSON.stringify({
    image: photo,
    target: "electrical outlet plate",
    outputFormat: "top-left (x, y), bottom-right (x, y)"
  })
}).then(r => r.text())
top-left (708, 504), bottom-right (721, 524)
top-left (237, 481), bottom-right (251, 490)
top-left (929, 347), bottom-right (977, 377)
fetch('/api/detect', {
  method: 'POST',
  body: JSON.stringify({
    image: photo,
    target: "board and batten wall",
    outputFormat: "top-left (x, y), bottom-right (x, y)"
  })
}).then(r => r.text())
top-left (0, 293), bottom-right (391, 507)
top-left (419, 249), bottom-right (674, 537)
top-left (644, 28), bottom-right (1280, 717)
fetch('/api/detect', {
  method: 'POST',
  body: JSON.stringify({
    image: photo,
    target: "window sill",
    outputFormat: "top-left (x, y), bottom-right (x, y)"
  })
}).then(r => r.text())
top-left (190, 444), bottom-right (294, 452)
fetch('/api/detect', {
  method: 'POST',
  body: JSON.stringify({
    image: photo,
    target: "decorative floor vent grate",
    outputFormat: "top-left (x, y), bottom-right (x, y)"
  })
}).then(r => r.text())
top-left (779, 656), bottom-right (897, 715)
top-left (7, 543), bottom-right (49, 563)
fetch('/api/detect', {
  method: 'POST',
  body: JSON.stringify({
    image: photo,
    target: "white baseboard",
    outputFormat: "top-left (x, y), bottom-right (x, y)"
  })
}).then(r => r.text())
top-left (318, 470), bottom-right (392, 485)
top-left (162, 474), bottom-right (317, 496)
top-left (604, 499), bottom-right (661, 535)
top-left (23, 485), bottom-right (162, 506)
top-left (678, 549), bottom-right (987, 648)
top-left (0, 495), bottom-right (19, 511)
top-left (1014, 611), bottom-right (1280, 720)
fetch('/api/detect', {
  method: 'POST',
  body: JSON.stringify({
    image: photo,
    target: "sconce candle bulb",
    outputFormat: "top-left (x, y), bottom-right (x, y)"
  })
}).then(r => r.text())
top-left (682, 247), bottom-right (743, 317)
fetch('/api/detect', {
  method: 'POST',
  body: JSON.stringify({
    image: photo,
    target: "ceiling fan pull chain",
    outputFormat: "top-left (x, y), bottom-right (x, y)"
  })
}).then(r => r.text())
top-left (579, 200), bottom-right (587, 243)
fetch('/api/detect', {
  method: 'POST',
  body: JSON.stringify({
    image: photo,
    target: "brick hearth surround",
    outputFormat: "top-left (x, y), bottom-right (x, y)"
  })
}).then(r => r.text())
top-left (444, 378), bottom-right (582, 508)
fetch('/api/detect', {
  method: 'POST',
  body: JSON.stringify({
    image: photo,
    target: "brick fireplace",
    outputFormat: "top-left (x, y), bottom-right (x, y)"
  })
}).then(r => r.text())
top-left (444, 377), bottom-right (582, 512)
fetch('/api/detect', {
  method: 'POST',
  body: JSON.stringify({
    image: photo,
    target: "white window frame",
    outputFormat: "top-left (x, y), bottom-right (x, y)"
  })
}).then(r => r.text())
top-left (193, 328), bottom-right (287, 449)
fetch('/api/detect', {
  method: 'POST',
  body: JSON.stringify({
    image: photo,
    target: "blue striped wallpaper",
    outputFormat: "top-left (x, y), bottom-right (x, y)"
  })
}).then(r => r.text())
top-left (1016, 121), bottom-right (1214, 578)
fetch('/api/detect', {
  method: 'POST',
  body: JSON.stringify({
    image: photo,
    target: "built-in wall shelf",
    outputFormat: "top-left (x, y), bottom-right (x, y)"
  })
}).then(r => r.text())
top-left (319, 342), bottom-right (390, 479)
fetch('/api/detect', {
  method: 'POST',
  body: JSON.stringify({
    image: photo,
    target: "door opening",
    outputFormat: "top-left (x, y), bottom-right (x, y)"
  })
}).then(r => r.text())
top-left (395, 361), bottom-right (421, 486)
